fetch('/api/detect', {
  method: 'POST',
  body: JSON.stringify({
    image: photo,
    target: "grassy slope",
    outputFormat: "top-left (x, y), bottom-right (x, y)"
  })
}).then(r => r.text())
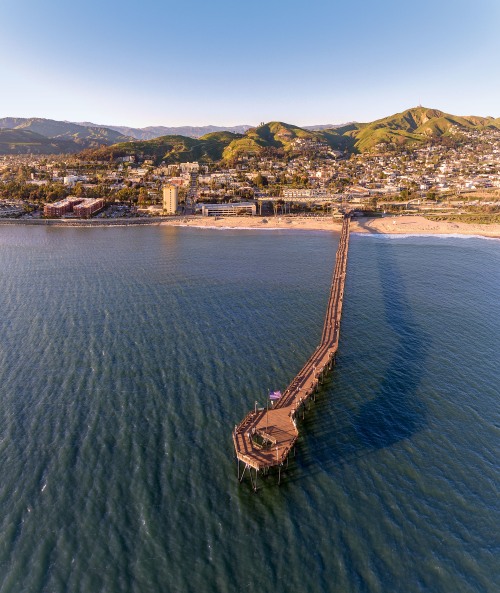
top-left (87, 131), bottom-right (241, 163)
top-left (222, 121), bottom-right (327, 159)
top-left (222, 108), bottom-right (500, 158)
top-left (344, 107), bottom-right (500, 151)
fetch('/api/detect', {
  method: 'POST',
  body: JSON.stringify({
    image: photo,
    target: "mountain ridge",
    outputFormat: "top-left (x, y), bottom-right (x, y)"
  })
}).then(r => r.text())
top-left (0, 117), bottom-right (134, 149)
top-left (1, 107), bottom-right (499, 157)
top-left (76, 122), bottom-right (253, 140)
top-left (336, 107), bottom-right (500, 152)
top-left (0, 128), bottom-right (83, 154)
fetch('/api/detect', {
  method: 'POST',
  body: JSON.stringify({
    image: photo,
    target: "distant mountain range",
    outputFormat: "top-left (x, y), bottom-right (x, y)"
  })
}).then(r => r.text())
top-left (77, 122), bottom-right (253, 140)
top-left (0, 128), bottom-right (85, 155)
top-left (0, 117), bottom-right (254, 154)
top-left (0, 117), bottom-right (133, 153)
top-left (303, 123), bottom-right (356, 131)
top-left (1, 108), bottom-right (499, 157)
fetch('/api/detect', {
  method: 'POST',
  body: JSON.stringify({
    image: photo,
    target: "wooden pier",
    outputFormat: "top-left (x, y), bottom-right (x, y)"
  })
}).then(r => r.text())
top-left (233, 215), bottom-right (351, 488)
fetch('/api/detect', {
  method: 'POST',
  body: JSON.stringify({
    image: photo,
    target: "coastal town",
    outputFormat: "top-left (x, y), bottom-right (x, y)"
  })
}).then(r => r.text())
top-left (2, 0), bottom-right (500, 588)
top-left (1, 124), bottom-right (499, 226)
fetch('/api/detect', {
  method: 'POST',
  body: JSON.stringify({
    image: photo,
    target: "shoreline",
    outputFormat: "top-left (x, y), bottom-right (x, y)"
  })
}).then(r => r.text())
top-left (0, 217), bottom-right (164, 227)
top-left (160, 214), bottom-right (500, 239)
top-left (1, 214), bottom-right (500, 239)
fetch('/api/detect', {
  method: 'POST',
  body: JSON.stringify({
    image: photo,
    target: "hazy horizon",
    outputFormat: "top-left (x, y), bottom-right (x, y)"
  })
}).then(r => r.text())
top-left (2, 103), bottom-right (498, 133)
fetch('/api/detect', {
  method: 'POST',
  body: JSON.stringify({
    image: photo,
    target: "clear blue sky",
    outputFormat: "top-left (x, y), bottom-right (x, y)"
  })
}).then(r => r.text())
top-left (1, 0), bottom-right (499, 127)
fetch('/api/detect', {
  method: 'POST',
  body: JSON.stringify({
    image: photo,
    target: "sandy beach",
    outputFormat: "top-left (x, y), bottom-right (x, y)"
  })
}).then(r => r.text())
top-left (159, 214), bottom-right (500, 238)
top-left (2, 214), bottom-right (499, 237)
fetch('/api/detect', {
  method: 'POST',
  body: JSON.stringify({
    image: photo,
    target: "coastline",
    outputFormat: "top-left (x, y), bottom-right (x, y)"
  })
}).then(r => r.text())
top-left (1, 214), bottom-right (500, 238)
top-left (0, 217), bottom-right (164, 227)
top-left (160, 214), bottom-right (500, 239)
top-left (350, 215), bottom-right (500, 239)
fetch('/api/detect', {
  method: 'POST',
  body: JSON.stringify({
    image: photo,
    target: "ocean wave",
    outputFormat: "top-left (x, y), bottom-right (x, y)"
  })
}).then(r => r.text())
top-left (351, 232), bottom-right (500, 241)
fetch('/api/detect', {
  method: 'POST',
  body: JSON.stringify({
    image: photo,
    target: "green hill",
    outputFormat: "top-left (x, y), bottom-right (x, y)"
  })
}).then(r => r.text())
top-left (83, 131), bottom-right (241, 163)
top-left (198, 130), bottom-right (243, 155)
top-left (222, 122), bottom-right (326, 159)
top-left (220, 110), bottom-right (498, 158)
top-left (327, 107), bottom-right (500, 152)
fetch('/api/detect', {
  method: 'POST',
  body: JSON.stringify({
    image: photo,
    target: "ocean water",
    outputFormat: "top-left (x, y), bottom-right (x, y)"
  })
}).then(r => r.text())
top-left (0, 225), bottom-right (498, 593)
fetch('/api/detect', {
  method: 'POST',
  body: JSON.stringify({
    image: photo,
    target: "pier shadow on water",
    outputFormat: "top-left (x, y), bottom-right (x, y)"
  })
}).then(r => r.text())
top-left (351, 225), bottom-right (428, 448)
top-left (288, 220), bottom-right (429, 481)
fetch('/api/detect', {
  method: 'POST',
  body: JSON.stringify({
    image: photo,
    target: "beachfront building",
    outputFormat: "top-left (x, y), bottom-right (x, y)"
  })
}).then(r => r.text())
top-left (201, 202), bottom-right (256, 217)
top-left (44, 197), bottom-right (83, 217)
top-left (73, 198), bottom-right (105, 218)
top-left (163, 184), bottom-right (179, 214)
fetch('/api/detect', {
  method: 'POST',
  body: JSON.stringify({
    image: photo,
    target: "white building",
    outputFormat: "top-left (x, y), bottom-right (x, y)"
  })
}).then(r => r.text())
top-left (180, 162), bottom-right (199, 174)
top-left (63, 175), bottom-right (87, 186)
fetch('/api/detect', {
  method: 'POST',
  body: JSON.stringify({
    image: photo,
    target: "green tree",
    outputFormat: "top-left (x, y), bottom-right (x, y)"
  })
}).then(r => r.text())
top-left (254, 173), bottom-right (268, 187)
top-left (138, 187), bottom-right (148, 206)
top-left (73, 182), bottom-right (85, 197)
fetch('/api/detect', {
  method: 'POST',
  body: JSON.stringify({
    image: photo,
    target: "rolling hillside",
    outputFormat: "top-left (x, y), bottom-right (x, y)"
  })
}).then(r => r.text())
top-left (327, 107), bottom-right (500, 152)
top-left (81, 131), bottom-right (242, 163)
top-left (220, 108), bottom-right (500, 157)
top-left (80, 108), bottom-right (500, 163)
top-left (3, 107), bottom-right (498, 157)
top-left (222, 122), bottom-right (330, 159)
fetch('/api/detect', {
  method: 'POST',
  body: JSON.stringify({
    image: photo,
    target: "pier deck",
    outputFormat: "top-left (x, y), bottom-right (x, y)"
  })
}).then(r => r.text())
top-left (233, 215), bottom-right (351, 476)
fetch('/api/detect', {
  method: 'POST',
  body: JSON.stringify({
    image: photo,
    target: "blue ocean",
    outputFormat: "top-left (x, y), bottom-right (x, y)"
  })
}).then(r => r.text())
top-left (0, 225), bottom-right (498, 593)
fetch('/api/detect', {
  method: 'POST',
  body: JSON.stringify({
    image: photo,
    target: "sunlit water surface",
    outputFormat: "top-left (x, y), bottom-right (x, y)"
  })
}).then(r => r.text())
top-left (0, 226), bottom-right (498, 593)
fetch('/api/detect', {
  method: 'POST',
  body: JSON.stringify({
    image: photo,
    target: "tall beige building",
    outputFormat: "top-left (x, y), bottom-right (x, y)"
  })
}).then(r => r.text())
top-left (162, 184), bottom-right (178, 214)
